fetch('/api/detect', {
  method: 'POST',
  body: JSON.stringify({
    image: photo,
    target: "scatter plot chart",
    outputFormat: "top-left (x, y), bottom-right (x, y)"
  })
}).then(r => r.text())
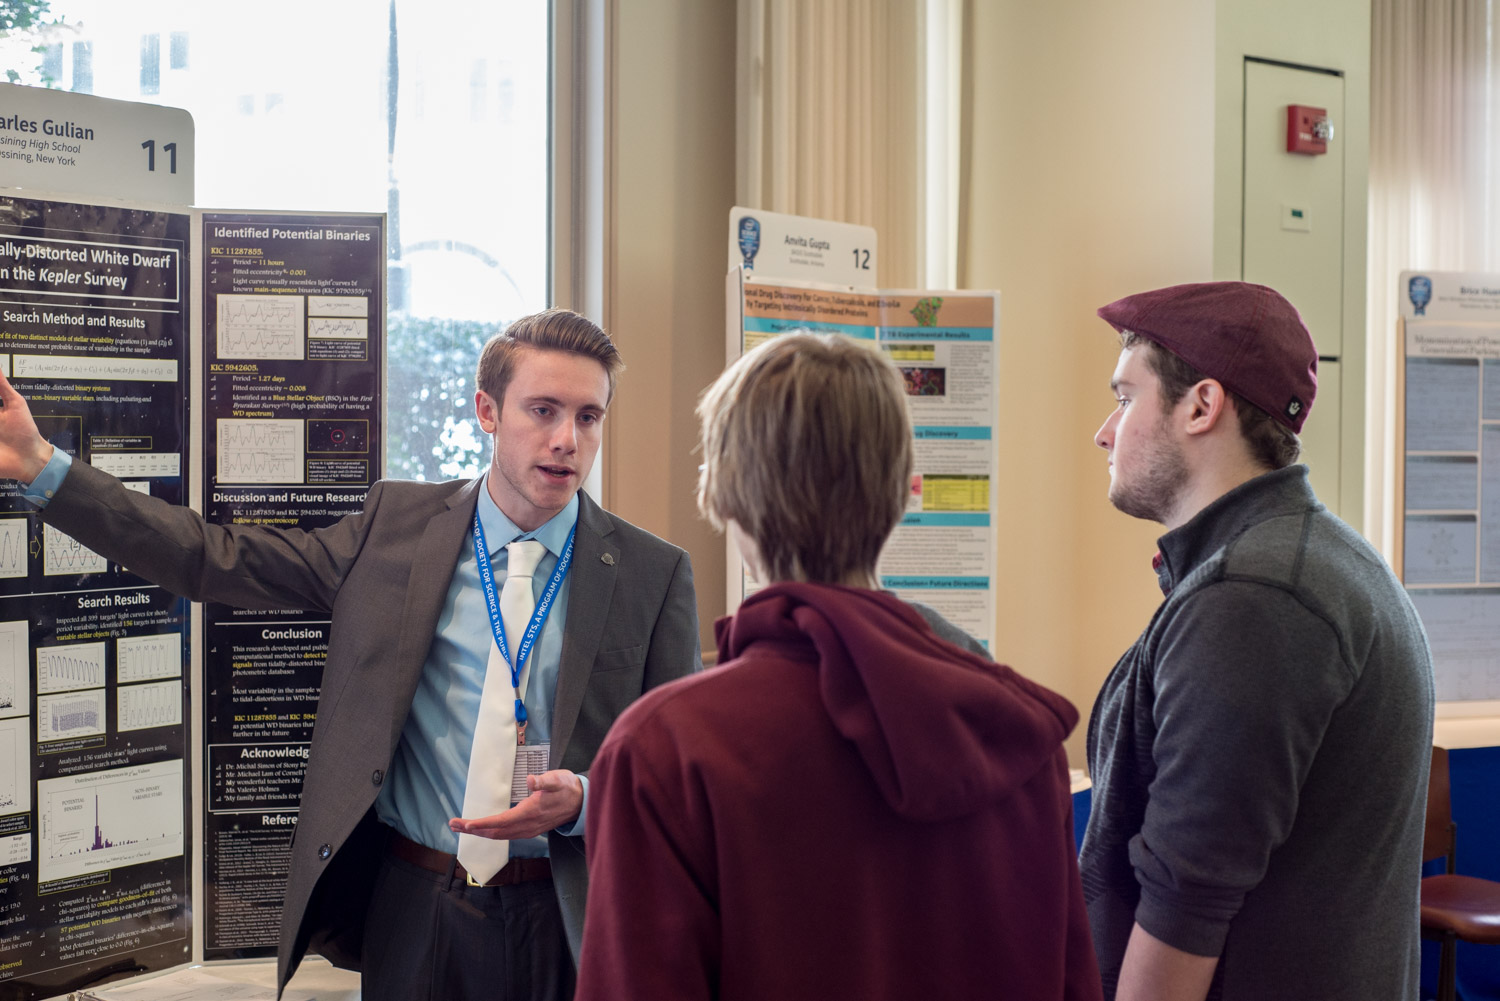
top-left (218, 418), bottom-right (304, 484)
top-left (0, 619), bottom-right (27, 720)
top-left (37, 759), bottom-right (184, 881)
top-left (118, 680), bottom-right (182, 732)
top-left (37, 688), bottom-right (105, 741)
top-left (0, 518), bottom-right (28, 579)
top-left (217, 294), bottom-right (304, 360)
top-left (37, 641), bottom-right (107, 694)
top-left (0, 716), bottom-right (29, 815)
top-left (118, 632), bottom-right (183, 682)
top-left (43, 524), bottom-right (107, 576)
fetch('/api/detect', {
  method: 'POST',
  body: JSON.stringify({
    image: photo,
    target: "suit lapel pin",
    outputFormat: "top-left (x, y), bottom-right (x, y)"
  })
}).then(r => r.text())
top-left (601, 553), bottom-right (615, 565)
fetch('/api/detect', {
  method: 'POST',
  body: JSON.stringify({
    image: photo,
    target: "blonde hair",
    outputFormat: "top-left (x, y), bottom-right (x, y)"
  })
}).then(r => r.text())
top-left (697, 333), bottom-right (913, 583)
top-left (476, 308), bottom-right (624, 407)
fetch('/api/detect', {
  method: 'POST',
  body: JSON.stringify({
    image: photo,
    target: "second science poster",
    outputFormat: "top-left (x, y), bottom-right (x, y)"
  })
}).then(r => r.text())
top-left (199, 213), bottom-right (384, 958)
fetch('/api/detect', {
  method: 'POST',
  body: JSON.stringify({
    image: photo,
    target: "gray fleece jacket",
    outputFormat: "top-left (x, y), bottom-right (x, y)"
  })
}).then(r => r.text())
top-left (1081, 465), bottom-right (1434, 1001)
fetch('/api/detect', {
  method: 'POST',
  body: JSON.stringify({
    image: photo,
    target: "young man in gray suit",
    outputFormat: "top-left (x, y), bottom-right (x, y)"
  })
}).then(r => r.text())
top-left (0, 309), bottom-right (701, 1001)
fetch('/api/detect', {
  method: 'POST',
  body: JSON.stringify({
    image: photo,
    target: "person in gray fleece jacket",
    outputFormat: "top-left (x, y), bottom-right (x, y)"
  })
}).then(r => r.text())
top-left (1081, 281), bottom-right (1434, 1001)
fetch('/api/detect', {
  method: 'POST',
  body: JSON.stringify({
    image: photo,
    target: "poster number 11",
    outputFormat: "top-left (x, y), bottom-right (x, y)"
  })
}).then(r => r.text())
top-left (141, 139), bottom-right (178, 174)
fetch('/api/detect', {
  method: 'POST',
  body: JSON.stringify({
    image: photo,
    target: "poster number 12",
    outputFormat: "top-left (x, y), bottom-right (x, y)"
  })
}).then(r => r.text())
top-left (852, 248), bottom-right (871, 270)
top-left (141, 139), bottom-right (178, 174)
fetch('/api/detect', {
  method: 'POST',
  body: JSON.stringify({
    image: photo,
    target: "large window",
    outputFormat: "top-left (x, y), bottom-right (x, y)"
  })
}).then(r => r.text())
top-left (1, 0), bottom-right (550, 479)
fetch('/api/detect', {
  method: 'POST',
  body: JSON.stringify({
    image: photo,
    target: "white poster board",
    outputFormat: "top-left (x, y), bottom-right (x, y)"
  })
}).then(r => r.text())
top-left (728, 206), bottom-right (877, 286)
top-left (1398, 270), bottom-right (1500, 711)
top-left (0, 83), bottom-right (194, 204)
top-left (725, 268), bottom-right (1000, 649)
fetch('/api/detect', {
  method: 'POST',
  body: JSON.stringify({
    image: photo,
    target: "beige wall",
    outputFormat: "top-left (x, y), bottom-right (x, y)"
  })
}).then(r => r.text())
top-left (960, 1), bottom-right (1216, 766)
top-left (600, 0), bottom-right (736, 654)
top-left (595, 0), bottom-right (1373, 758)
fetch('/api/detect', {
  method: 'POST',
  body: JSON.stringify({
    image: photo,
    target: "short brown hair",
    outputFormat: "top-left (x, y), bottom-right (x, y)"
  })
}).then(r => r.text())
top-left (1121, 330), bottom-right (1301, 469)
top-left (476, 308), bottom-right (624, 408)
top-left (697, 334), bottom-right (914, 584)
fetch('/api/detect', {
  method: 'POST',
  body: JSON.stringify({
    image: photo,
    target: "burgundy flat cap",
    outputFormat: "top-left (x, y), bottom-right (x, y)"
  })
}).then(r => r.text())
top-left (1096, 281), bottom-right (1318, 433)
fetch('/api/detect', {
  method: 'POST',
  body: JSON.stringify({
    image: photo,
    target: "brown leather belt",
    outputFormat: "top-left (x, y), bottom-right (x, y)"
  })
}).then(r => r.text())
top-left (387, 829), bottom-right (552, 887)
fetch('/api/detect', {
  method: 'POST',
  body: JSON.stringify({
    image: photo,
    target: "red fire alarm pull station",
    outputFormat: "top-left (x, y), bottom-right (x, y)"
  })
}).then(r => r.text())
top-left (1287, 104), bottom-right (1333, 155)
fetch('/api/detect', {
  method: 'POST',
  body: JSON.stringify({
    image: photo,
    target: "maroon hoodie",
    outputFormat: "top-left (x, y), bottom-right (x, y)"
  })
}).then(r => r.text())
top-left (577, 583), bottom-right (1101, 1001)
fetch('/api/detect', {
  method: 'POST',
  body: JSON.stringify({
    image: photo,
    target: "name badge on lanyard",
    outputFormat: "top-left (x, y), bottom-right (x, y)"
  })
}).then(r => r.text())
top-left (473, 514), bottom-right (576, 746)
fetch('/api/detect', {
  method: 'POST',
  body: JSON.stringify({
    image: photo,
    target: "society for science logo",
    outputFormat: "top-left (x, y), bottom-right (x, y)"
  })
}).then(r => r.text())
top-left (738, 216), bottom-right (761, 270)
top-left (1409, 275), bottom-right (1433, 316)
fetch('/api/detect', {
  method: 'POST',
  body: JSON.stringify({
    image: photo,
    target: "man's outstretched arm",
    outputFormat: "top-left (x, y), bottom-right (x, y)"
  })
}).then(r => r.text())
top-left (0, 370), bottom-right (56, 484)
top-left (0, 366), bottom-right (368, 613)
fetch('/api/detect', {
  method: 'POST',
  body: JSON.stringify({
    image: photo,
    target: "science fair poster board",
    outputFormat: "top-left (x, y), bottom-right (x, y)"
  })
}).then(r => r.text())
top-left (0, 83), bottom-right (385, 991)
top-left (1398, 269), bottom-right (1500, 708)
top-left (0, 207), bottom-right (193, 995)
top-left (0, 85), bottom-right (197, 1000)
top-left (198, 212), bottom-right (383, 960)
top-left (726, 266), bottom-right (1001, 649)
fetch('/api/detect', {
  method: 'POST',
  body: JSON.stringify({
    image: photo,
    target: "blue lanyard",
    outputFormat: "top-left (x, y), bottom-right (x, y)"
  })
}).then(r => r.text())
top-left (472, 514), bottom-right (576, 727)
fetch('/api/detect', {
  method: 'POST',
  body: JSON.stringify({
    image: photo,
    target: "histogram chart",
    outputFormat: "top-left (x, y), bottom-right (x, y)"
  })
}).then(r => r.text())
top-left (0, 518), bottom-right (27, 579)
top-left (37, 760), bottom-right (184, 882)
top-left (0, 716), bottom-right (29, 816)
top-left (37, 688), bottom-right (106, 742)
top-left (43, 524), bottom-right (107, 576)
top-left (117, 681), bottom-right (182, 732)
top-left (217, 295), bottom-right (304, 360)
top-left (36, 641), bottom-right (107, 694)
top-left (217, 418), bottom-right (304, 484)
top-left (0, 619), bottom-right (28, 720)
top-left (117, 633), bottom-right (183, 683)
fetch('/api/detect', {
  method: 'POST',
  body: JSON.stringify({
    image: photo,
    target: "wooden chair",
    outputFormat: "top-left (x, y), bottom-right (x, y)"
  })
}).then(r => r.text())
top-left (1421, 747), bottom-right (1500, 1001)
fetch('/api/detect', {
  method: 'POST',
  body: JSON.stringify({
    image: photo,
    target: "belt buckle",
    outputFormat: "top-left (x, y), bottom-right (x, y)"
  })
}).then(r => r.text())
top-left (466, 870), bottom-right (484, 887)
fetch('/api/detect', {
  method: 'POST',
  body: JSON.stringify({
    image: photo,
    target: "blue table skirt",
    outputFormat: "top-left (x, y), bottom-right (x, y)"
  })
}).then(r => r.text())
top-left (1072, 786), bottom-right (1091, 853)
top-left (1421, 746), bottom-right (1500, 1000)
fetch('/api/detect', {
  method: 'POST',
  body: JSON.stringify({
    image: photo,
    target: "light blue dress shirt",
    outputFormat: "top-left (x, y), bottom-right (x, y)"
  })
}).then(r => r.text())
top-left (23, 447), bottom-right (70, 503)
top-left (375, 479), bottom-right (585, 856)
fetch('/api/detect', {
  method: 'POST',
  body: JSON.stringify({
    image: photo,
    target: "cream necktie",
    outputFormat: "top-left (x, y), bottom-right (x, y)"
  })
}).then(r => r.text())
top-left (457, 538), bottom-right (546, 885)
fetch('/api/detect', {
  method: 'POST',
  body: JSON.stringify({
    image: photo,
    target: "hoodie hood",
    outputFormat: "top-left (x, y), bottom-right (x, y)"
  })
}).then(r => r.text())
top-left (716, 582), bottom-right (1078, 822)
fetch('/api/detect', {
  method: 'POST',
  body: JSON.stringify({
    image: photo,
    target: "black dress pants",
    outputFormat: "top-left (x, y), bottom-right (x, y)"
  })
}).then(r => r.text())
top-left (359, 849), bottom-right (575, 1001)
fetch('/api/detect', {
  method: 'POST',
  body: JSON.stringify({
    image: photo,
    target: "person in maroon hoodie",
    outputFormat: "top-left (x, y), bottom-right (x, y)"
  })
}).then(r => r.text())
top-left (575, 332), bottom-right (1101, 1001)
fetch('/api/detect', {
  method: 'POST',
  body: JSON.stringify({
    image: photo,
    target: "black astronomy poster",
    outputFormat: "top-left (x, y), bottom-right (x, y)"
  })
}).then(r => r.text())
top-left (199, 213), bottom-right (383, 958)
top-left (0, 197), bottom-right (192, 998)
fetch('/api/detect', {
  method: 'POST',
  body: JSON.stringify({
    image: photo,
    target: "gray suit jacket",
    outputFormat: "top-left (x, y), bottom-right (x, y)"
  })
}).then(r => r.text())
top-left (43, 461), bottom-right (701, 991)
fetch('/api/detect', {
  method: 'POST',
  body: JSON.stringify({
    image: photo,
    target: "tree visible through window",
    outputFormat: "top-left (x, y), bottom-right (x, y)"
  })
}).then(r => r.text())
top-left (0, 0), bottom-right (549, 481)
